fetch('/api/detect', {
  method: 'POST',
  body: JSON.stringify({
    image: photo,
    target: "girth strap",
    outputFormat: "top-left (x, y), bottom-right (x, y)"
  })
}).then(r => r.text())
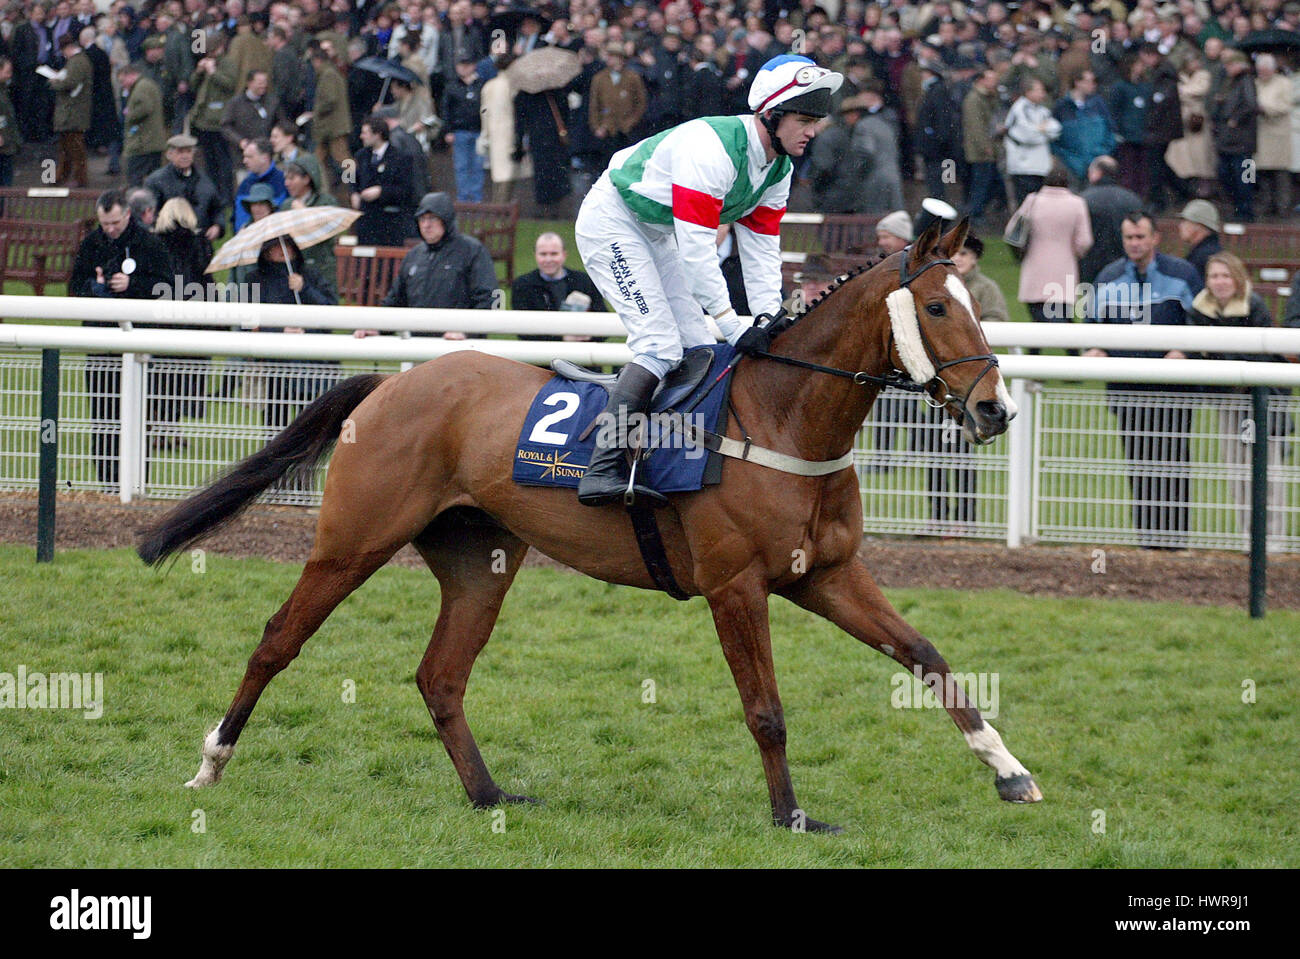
top-left (691, 426), bottom-right (855, 476)
top-left (627, 506), bottom-right (690, 601)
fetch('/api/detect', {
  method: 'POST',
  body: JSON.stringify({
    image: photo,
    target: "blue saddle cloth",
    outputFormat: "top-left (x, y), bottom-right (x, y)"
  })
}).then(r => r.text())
top-left (512, 344), bottom-right (736, 493)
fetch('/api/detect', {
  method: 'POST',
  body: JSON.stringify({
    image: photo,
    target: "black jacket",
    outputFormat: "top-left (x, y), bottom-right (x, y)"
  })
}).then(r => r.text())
top-left (1079, 177), bottom-right (1143, 285)
top-left (1144, 59), bottom-right (1184, 146)
top-left (1188, 289), bottom-right (1290, 410)
top-left (246, 260), bottom-right (334, 312)
top-left (382, 196), bottom-right (497, 322)
top-left (682, 62), bottom-right (724, 121)
top-left (915, 77), bottom-right (959, 158)
top-left (69, 216), bottom-right (174, 326)
top-left (1211, 72), bottom-right (1257, 156)
top-left (144, 163), bottom-right (226, 240)
top-left (441, 75), bottom-right (483, 132)
top-left (354, 144), bottom-right (418, 247)
top-left (156, 225), bottom-right (210, 292)
top-left (511, 267), bottom-right (606, 341)
top-left (389, 126), bottom-right (431, 196)
top-left (1185, 232), bottom-right (1223, 281)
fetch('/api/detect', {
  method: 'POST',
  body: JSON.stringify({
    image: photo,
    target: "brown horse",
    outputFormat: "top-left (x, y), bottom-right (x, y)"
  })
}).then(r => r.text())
top-left (139, 215), bottom-right (1042, 832)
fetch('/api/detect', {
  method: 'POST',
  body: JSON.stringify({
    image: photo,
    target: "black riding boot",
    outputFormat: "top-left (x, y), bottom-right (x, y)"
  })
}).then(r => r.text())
top-left (578, 363), bottom-right (668, 508)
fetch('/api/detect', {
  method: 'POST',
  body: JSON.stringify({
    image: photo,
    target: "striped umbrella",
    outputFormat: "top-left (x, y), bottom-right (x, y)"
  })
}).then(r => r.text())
top-left (204, 205), bottom-right (361, 274)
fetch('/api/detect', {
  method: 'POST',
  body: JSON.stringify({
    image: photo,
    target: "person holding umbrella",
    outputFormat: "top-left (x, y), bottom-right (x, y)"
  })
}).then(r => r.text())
top-left (246, 233), bottom-right (338, 493)
top-left (279, 153), bottom-right (339, 302)
top-left (507, 44), bottom-right (583, 211)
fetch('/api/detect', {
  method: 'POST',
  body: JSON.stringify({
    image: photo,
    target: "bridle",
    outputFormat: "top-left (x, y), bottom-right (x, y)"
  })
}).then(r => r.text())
top-left (750, 246), bottom-right (1000, 433)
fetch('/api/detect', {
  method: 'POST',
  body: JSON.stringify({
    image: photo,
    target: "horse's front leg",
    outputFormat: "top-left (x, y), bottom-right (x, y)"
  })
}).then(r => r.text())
top-left (706, 570), bottom-right (843, 832)
top-left (783, 559), bottom-right (1043, 804)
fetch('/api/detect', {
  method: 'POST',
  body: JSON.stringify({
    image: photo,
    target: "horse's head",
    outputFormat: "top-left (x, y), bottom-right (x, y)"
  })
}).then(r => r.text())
top-left (882, 215), bottom-right (1016, 445)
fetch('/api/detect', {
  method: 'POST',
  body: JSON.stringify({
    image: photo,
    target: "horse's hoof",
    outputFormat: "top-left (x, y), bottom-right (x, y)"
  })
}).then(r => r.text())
top-left (995, 773), bottom-right (1043, 803)
top-left (471, 790), bottom-right (542, 809)
top-left (499, 792), bottom-right (542, 806)
top-left (777, 813), bottom-right (844, 834)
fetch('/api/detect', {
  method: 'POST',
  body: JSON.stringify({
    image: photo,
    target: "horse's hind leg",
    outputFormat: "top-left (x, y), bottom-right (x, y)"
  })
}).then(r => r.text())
top-left (784, 559), bottom-right (1042, 804)
top-left (187, 546), bottom-right (398, 787)
top-left (412, 511), bottom-right (535, 808)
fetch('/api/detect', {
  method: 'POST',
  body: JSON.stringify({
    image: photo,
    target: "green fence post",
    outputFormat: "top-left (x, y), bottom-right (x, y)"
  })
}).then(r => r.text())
top-left (37, 348), bottom-right (60, 563)
top-left (1248, 386), bottom-right (1268, 618)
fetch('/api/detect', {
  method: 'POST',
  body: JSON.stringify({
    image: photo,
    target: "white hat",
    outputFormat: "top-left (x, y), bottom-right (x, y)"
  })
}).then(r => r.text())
top-left (877, 210), bottom-right (913, 242)
top-left (748, 55), bottom-right (843, 117)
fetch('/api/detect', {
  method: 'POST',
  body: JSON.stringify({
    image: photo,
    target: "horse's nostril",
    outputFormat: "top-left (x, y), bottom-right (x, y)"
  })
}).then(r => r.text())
top-left (977, 400), bottom-right (1008, 426)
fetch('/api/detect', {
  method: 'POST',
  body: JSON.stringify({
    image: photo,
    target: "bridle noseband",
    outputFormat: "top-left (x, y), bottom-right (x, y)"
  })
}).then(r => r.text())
top-left (750, 246), bottom-right (1000, 433)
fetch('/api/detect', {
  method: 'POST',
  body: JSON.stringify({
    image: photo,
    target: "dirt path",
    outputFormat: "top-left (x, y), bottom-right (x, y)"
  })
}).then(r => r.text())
top-left (3, 492), bottom-right (1297, 610)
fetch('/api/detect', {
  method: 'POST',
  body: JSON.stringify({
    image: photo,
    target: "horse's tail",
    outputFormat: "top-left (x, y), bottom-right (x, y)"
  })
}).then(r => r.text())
top-left (137, 373), bottom-right (388, 566)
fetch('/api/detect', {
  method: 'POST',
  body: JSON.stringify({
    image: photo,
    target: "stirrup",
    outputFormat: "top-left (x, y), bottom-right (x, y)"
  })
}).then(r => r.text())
top-left (624, 451), bottom-right (668, 509)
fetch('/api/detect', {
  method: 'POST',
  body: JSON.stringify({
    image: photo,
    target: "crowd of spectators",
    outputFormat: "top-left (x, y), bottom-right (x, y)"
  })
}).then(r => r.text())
top-left (1, 1), bottom-right (1297, 228)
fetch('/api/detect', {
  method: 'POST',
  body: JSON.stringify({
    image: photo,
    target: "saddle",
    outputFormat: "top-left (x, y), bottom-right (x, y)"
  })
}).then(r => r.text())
top-left (551, 347), bottom-right (715, 417)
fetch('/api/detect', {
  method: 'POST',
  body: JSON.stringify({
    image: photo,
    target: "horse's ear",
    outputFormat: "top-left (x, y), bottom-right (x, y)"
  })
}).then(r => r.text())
top-left (913, 214), bottom-right (943, 260)
top-left (938, 216), bottom-right (970, 259)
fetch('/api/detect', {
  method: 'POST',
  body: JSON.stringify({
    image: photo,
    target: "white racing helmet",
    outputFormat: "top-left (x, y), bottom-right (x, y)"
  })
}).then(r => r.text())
top-left (748, 54), bottom-right (843, 119)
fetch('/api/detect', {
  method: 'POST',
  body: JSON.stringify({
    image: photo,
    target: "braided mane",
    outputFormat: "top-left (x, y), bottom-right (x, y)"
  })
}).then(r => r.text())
top-left (793, 252), bottom-right (886, 319)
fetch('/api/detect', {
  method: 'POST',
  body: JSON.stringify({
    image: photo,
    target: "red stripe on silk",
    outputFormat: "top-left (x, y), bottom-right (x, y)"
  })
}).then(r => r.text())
top-left (671, 184), bottom-right (723, 229)
top-left (737, 205), bottom-right (785, 236)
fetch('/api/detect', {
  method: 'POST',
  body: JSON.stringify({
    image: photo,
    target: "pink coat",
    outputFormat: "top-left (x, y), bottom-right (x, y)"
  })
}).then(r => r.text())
top-left (1014, 186), bottom-right (1093, 304)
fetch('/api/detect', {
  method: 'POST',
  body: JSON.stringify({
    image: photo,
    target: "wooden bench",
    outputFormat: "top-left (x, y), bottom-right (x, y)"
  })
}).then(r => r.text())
top-left (0, 217), bottom-right (90, 295)
top-left (782, 213), bottom-right (881, 256)
top-left (1254, 281), bottom-right (1293, 325)
top-left (781, 250), bottom-right (878, 294)
top-left (0, 187), bottom-right (101, 223)
top-left (334, 243), bottom-right (409, 306)
top-left (1155, 217), bottom-right (1300, 265)
top-left (334, 200), bottom-right (519, 301)
top-left (454, 200), bottom-right (519, 283)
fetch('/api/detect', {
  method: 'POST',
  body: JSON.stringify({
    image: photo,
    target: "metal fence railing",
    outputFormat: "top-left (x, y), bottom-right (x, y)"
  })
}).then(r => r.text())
top-left (3, 352), bottom-right (1298, 553)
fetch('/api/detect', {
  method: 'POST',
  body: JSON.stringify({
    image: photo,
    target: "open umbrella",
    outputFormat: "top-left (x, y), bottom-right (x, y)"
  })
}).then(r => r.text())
top-left (354, 55), bottom-right (425, 105)
top-left (505, 45), bottom-right (580, 94)
top-left (205, 206), bottom-right (361, 306)
top-left (1235, 29), bottom-right (1300, 54)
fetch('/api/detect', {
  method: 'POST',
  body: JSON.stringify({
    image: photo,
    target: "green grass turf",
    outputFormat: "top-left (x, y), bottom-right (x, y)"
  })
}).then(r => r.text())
top-left (1, 544), bottom-right (1295, 867)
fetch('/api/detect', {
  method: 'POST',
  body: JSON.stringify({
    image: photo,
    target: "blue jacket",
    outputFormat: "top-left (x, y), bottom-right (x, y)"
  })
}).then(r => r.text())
top-left (233, 163), bottom-right (288, 232)
top-left (1052, 95), bottom-right (1115, 178)
top-left (1088, 251), bottom-right (1202, 390)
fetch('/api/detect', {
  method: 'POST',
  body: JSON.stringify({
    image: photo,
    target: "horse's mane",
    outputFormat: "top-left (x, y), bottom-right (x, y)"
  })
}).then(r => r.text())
top-left (793, 251), bottom-right (887, 321)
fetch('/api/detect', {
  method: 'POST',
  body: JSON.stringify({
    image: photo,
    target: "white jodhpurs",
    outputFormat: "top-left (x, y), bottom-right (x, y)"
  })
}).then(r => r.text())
top-left (575, 174), bottom-right (715, 378)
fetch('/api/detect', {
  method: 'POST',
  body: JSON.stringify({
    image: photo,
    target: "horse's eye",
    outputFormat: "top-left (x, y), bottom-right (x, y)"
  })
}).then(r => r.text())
top-left (926, 303), bottom-right (945, 317)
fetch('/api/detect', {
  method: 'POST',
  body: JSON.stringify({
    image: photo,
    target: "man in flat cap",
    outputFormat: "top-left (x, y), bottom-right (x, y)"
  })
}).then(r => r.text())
top-left (1176, 199), bottom-right (1223, 280)
top-left (145, 133), bottom-right (226, 249)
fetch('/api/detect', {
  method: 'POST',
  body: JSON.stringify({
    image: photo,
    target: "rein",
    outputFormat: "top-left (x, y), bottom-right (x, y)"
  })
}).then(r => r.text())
top-left (751, 249), bottom-right (999, 426)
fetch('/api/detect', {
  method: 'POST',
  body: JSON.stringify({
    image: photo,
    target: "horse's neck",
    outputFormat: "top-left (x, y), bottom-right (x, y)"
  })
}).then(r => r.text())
top-left (730, 268), bottom-right (893, 461)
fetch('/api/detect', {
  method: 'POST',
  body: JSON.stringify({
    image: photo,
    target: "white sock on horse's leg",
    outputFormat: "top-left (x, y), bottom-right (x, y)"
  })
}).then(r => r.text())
top-left (185, 726), bottom-right (234, 788)
top-left (964, 722), bottom-right (1030, 780)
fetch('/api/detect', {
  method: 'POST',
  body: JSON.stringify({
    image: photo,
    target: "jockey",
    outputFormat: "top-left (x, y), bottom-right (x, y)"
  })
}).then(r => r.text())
top-left (574, 54), bottom-right (843, 507)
